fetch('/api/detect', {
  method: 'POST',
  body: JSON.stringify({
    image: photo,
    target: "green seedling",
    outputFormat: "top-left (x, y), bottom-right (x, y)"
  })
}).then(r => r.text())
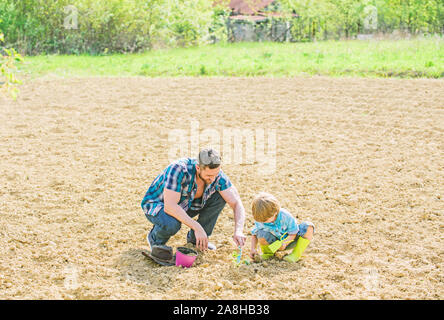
top-left (232, 246), bottom-right (250, 267)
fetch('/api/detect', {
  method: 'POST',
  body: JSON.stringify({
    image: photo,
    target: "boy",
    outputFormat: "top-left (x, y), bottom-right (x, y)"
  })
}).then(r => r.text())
top-left (249, 192), bottom-right (314, 262)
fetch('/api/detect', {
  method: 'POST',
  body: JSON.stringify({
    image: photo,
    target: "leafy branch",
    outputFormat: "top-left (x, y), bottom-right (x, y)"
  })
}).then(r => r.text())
top-left (1, 28), bottom-right (23, 100)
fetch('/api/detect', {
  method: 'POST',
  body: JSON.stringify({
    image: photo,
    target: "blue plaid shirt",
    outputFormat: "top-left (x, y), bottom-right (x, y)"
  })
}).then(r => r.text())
top-left (141, 158), bottom-right (232, 216)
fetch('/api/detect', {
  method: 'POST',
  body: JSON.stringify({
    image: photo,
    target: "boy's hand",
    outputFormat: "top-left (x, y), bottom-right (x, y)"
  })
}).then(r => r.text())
top-left (250, 248), bottom-right (259, 260)
top-left (278, 234), bottom-right (297, 251)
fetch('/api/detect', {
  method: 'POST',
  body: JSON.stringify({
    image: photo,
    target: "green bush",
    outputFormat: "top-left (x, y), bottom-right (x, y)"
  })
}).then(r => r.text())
top-left (0, 0), bottom-right (442, 55)
top-left (0, 26), bottom-right (23, 99)
top-left (0, 0), bottom-right (231, 55)
top-left (281, 0), bottom-right (444, 41)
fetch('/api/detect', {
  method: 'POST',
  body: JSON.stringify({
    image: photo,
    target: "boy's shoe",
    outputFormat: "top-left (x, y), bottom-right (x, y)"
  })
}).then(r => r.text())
top-left (268, 240), bottom-right (284, 253)
top-left (283, 237), bottom-right (310, 263)
top-left (259, 244), bottom-right (274, 260)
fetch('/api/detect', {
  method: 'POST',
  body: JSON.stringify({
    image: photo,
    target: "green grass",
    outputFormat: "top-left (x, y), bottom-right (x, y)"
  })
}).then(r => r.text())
top-left (19, 39), bottom-right (444, 79)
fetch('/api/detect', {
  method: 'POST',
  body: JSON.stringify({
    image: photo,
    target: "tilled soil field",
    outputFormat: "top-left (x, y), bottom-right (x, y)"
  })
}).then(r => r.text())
top-left (0, 76), bottom-right (443, 299)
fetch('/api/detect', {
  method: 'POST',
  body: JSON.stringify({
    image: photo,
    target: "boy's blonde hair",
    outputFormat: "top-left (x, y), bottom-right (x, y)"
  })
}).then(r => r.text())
top-left (252, 192), bottom-right (281, 222)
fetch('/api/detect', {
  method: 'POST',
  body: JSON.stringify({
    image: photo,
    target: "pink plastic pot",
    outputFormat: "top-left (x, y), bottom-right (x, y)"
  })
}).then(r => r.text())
top-left (175, 247), bottom-right (198, 268)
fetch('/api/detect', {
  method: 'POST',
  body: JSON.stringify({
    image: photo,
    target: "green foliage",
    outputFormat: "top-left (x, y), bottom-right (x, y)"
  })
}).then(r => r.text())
top-left (0, 0), bottom-right (230, 55)
top-left (0, 0), bottom-right (442, 54)
top-left (167, 0), bottom-right (214, 46)
top-left (279, 0), bottom-right (444, 41)
top-left (0, 24), bottom-right (23, 100)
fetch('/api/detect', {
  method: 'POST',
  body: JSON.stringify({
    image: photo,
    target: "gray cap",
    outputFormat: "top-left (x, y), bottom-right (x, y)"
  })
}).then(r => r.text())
top-left (198, 148), bottom-right (221, 168)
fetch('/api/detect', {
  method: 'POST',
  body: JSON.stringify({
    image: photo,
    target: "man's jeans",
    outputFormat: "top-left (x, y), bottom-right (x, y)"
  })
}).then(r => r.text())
top-left (145, 192), bottom-right (227, 246)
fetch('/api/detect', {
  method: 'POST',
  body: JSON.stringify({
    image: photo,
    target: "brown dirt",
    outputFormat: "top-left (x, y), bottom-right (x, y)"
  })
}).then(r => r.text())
top-left (0, 76), bottom-right (443, 299)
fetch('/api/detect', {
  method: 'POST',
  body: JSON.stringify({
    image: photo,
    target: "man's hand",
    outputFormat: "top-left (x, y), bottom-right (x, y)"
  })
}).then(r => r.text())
top-left (220, 186), bottom-right (246, 247)
top-left (233, 232), bottom-right (246, 247)
top-left (194, 224), bottom-right (209, 251)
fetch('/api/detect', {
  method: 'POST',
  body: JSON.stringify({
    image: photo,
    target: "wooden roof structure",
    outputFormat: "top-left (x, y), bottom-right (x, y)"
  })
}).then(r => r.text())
top-left (229, 0), bottom-right (275, 15)
top-left (214, 0), bottom-right (298, 21)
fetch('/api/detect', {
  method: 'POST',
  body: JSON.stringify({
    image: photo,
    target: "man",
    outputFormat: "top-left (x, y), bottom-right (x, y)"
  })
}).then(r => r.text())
top-left (141, 148), bottom-right (246, 256)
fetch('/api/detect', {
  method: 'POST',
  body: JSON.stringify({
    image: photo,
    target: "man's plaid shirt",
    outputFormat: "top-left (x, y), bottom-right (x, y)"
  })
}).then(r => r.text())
top-left (141, 158), bottom-right (232, 217)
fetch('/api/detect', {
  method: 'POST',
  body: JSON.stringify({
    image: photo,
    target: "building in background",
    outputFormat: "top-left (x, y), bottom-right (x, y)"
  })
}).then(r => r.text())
top-left (218, 0), bottom-right (299, 42)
